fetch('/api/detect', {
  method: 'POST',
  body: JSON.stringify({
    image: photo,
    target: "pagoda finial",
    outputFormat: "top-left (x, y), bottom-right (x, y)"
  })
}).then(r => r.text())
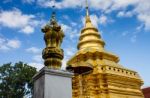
top-left (86, 0), bottom-right (89, 17)
top-left (85, 0), bottom-right (92, 27)
top-left (50, 0), bottom-right (57, 26)
top-left (51, 5), bottom-right (55, 19)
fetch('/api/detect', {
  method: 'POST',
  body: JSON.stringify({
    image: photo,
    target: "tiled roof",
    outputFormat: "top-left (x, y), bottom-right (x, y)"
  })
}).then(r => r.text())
top-left (142, 87), bottom-right (150, 98)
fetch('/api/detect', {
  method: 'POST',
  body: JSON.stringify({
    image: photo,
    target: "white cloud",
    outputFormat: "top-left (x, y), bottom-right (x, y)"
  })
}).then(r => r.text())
top-left (130, 35), bottom-right (137, 43)
top-left (26, 47), bottom-right (41, 54)
top-left (22, 0), bottom-right (35, 4)
top-left (65, 48), bottom-right (76, 58)
top-left (114, 0), bottom-right (150, 31)
top-left (89, 15), bottom-right (99, 27)
top-left (136, 12), bottom-right (150, 31)
top-left (132, 0), bottom-right (150, 31)
top-left (29, 62), bottom-right (43, 71)
top-left (26, 47), bottom-right (43, 71)
top-left (20, 26), bottom-right (34, 34)
top-left (0, 8), bottom-right (33, 28)
top-left (38, 0), bottom-right (150, 31)
top-left (61, 23), bottom-right (71, 33)
top-left (37, 0), bottom-right (84, 9)
top-left (71, 22), bottom-right (77, 27)
top-left (0, 39), bottom-right (9, 50)
top-left (2, 0), bottom-right (12, 3)
top-left (82, 14), bottom-right (111, 27)
top-left (99, 15), bottom-right (108, 25)
top-left (89, 0), bottom-right (113, 12)
top-left (0, 36), bottom-right (21, 51)
top-left (33, 54), bottom-right (43, 62)
top-left (94, 0), bottom-right (150, 31)
top-left (136, 24), bottom-right (144, 31)
top-left (37, 0), bottom-right (54, 8)
top-left (122, 31), bottom-right (129, 37)
top-left (36, 0), bottom-right (138, 11)
top-left (62, 47), bottom-right (77, 70)
top-left (0, 8), bottom-right (42, 34)
top-left (110, 0), bottom-right (139, 11)
top-left (7, 39), bottom-right (21, 48)
top-left (28, 54), bottom-right (43, 71)
top-left (117, 11), bottom-right (133, 17)
top-left (62, 58), bottom-right (67, 70)
top-left (61, 23), bottom-right (79, 39)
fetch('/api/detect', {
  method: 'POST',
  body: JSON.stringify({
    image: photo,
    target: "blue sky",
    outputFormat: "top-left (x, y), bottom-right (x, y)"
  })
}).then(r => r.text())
top-left (0, 0), bottom-right (150, 87)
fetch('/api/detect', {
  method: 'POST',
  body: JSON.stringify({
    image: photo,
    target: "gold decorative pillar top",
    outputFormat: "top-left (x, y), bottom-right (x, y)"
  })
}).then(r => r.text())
top-left (42, 11), bottom-right (65, 69)
top-left (42, 12), bottom-right (64, 48)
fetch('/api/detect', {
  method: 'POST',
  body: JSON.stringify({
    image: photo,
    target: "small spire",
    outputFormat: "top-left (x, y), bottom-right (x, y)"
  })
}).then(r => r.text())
top-left (51, 11), bottom-right (56, 22)
top-left (86, 0), bottom-right (89, 17)
top-left (85, 0), bottom-right (92, 27)
top-left (50, 0), bottom-right (57, 25)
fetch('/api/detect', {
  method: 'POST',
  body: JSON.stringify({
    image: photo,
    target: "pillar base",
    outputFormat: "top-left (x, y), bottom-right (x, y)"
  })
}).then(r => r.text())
top-left (33, 67), bottom-right (73, 98)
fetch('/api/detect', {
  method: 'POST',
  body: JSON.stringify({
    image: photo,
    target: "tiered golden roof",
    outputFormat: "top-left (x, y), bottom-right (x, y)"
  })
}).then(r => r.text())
top-left (67, 0), bottom-right (144, 98)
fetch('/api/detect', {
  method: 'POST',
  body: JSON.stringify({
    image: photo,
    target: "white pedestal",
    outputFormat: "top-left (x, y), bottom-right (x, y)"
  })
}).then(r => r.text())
top-left (33, 67), bottom-right (73, 98)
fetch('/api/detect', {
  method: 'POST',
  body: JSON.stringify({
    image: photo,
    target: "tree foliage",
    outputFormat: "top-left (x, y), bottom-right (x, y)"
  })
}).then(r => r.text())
top-left (0, 62), bottom-right (37, 98)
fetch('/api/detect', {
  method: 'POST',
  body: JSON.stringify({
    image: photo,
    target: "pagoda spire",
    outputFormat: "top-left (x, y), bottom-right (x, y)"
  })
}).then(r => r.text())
top-left (85, 0), bottom-right (93, 27)
top-left (75, 0), bottom-right (105, 50)
top-left (50, 1), bottom-right (57, 26)
top-left (50, 9), bottom-right (56, 23)
top-left (86, 0), bottom-right (89, 17)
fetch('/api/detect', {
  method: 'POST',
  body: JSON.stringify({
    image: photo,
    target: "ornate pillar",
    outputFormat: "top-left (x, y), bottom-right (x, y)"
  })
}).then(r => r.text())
top-left (42, 12), bottom-right (64, 69)
top-left (33, 12), bottom-right (73, 98)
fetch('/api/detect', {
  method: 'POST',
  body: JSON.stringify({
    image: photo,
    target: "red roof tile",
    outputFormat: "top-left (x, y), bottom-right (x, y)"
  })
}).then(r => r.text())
top-left (142, 87), bottom-right (150, 98)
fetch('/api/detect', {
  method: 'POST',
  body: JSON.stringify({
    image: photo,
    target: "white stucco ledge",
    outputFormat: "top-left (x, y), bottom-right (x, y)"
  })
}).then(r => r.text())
top-left (33, 66), bottom-right (74, 81)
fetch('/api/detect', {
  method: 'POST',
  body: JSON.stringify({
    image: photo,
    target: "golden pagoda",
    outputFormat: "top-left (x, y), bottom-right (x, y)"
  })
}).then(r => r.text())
top-left (66, 0), bottom-right (144, 98)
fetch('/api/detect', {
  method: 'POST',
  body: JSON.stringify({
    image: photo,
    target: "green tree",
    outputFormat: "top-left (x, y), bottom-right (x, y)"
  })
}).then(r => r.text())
top-left (0, 62), bottom-right (37, 98)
